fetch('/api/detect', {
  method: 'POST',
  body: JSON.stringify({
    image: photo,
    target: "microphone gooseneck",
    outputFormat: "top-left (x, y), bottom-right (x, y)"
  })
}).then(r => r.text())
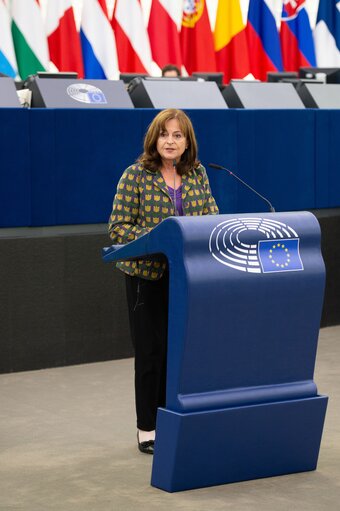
top-left (173, 159), bottom-right (178, 216)
top-left (209, 163), bottom-right (275, 213)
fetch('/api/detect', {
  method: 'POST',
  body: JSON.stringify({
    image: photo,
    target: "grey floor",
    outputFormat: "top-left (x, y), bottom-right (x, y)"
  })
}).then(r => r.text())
top-left (0, 326), bottom-right (339, 511)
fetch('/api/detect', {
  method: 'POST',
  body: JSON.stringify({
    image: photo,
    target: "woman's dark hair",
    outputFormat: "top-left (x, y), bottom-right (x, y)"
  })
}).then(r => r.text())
top-left (138, 109), bottom-right (199, 176)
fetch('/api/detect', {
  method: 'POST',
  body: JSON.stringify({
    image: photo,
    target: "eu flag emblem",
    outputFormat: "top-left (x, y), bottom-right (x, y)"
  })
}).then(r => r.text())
top-left (258, 239), bottom-right (304, 273)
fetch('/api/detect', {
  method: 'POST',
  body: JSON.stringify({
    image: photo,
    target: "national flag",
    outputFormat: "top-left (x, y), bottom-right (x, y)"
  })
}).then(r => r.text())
top-left (180, 0), bottom-right (216, 74)
top-left (214, 0), bottom-right (250, 83)
top-left (46, 0), bottom-right (84, 78)
top-left (258, 239), bottom-right (303, 273)
top-left (314, 0), bottom-right (340, 66)
top-left (112, 0), bottom-right (154, 75)
top-left (148, 0), bottom-right (182, 70)
top-left (280, 1), bottom-right (316, 72)
top-left (80, 0), bottom-right (119, 79)
top-left (0, 0), bottom-right (17, 78)
top-left (246, 0), bottom-right (283, 81)
top-left (11, 0), bottom-right (50, 80)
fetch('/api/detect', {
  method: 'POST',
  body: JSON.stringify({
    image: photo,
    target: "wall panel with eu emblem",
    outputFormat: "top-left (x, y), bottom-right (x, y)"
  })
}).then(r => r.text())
top-left (27, 77), bottom-right (134, 109)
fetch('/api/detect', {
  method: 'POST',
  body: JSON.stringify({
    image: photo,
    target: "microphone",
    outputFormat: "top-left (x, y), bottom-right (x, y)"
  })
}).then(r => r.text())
top-left (209, 163), bottom-right (275, 213)
top-left (173, 159), bottom-right (178, 216)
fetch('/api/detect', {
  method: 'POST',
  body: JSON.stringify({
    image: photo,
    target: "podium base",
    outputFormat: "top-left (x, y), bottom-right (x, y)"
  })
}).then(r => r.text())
top-left (151, 395), bottom-right (328, 492)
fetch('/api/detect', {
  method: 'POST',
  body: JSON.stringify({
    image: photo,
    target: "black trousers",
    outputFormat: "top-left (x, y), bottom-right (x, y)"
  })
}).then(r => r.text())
top-left (125, 271), bottom-right (169, 431)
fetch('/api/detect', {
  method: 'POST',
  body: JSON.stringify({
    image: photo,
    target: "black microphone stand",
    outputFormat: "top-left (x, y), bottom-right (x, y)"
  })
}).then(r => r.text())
top-left (209, 163), bottom-right (275, 213)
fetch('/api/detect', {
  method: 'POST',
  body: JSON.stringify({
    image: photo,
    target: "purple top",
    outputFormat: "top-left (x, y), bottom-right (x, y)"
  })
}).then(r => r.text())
top-left (167, 185), bottom-right (183, 216)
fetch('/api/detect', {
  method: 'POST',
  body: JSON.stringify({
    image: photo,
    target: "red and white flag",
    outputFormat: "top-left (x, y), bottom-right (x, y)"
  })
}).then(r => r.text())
top-left (112, 0), bottom-right (153, 74)
top-left (148, 0), bottom-right (182, 70)
top-left (46, 0), bottom-right (84, 78)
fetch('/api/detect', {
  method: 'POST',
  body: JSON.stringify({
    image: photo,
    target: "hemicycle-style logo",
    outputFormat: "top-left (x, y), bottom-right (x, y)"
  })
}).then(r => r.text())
top-left (209, 217), bottom-right (304, 274)
top-left (66, 83), bottom-right (107, 104)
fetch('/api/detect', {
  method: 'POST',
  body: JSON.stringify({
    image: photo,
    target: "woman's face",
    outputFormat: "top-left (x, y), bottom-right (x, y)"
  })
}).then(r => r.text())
top-left (156, 118), bottom-right (187, 165)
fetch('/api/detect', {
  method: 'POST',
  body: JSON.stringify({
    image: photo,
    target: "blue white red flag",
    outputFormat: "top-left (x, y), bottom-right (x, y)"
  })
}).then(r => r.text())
top-left (314, 0), bottom-right (340, 66)
top-left (246, 0), bottom-right (283, 81)
top-left (280, 1), bottom-right (316, 71)
top-left (80, 0), bottom-right (119, 79)
top-left (0, 0), bottom-right (17, 78)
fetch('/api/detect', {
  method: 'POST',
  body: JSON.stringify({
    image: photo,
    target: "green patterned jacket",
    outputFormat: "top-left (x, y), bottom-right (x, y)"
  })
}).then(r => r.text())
top-left (108, 163), bottom-right (219, 280)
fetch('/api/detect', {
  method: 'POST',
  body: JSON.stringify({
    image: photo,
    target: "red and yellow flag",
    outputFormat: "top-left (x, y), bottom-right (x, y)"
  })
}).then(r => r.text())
top-left (214, 0), bottom-right (250, 83)
top-left (180, 0), bottom-right (216, 75)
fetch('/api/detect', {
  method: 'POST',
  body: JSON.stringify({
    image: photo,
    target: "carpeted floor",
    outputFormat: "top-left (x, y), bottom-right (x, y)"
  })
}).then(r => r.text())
top-left (0, 325), bottom-right (339, 511)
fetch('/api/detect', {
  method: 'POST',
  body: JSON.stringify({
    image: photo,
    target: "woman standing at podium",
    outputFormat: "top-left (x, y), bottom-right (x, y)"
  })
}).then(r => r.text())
top-left (109, 109), bottom-right (218, 454)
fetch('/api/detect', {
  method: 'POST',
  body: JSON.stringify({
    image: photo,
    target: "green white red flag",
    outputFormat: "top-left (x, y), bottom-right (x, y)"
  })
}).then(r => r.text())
top-left (11, 0), bottom-right (49, 80)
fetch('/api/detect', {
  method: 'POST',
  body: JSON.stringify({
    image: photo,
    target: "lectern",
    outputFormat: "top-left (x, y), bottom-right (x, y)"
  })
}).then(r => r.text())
top-left (103, 212), bottom-right (328, 492)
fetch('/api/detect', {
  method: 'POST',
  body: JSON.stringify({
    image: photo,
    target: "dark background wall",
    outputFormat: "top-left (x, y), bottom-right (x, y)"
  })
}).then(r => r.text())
top-left (0, 226), bottom-right (132, 374)
top-left (317, 209), bottom-right (340, 329)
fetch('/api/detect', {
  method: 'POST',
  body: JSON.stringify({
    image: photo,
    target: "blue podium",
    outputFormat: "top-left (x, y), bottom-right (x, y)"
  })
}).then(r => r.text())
top-left (103, 212), bottom-right (328, 492)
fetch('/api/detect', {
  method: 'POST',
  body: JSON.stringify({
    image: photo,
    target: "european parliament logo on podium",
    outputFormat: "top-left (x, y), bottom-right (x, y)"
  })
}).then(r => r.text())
top-left (209, 216), bottom-right (304, 274)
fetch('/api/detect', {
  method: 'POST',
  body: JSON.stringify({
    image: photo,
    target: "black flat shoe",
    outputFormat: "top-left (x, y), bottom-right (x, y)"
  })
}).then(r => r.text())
top-left (137, 432), bottom-right (155, 455)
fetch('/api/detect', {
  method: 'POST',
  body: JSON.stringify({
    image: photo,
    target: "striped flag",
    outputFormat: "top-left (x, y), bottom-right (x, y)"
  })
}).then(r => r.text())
top-left (280, 1), bottom-right (316, 72)
top-left (180, 0), bottom-right (216, 75)
top-left (148, 0), bottom-right (182, 70)
top-left (214, 0), bottom-right (250, 83)
top-left (11, 0), bottom-right (50, 80)
top-left (80, 0), bottom-right (119, 79)
top-left (246, 0), bottom-right (283, 81)
top-left (0, 0), bottom-right (17, 78)
top-left (314, 0), bottom-right (340, 66)
top-left (112, 0), bottom-right (154, 74)
top-left (46, 0), bottom-right (84, 78)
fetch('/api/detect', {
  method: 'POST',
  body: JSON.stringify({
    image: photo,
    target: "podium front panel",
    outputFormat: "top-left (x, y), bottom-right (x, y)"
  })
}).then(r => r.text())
top-left (223, 82), bottom-right (305, 109)
top-left (298, 83), bottom-right (340, 109)
top-left (102, 212), bottom-right (328, 492)
top-left (0, 77), bottom-right (21, 107)
top-left (129, 79), bottom-right (228, 109)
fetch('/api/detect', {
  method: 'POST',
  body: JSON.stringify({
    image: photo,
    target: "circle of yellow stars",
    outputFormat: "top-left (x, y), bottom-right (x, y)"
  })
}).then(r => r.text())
top-left (268, 243), bottom-right (291, 268)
